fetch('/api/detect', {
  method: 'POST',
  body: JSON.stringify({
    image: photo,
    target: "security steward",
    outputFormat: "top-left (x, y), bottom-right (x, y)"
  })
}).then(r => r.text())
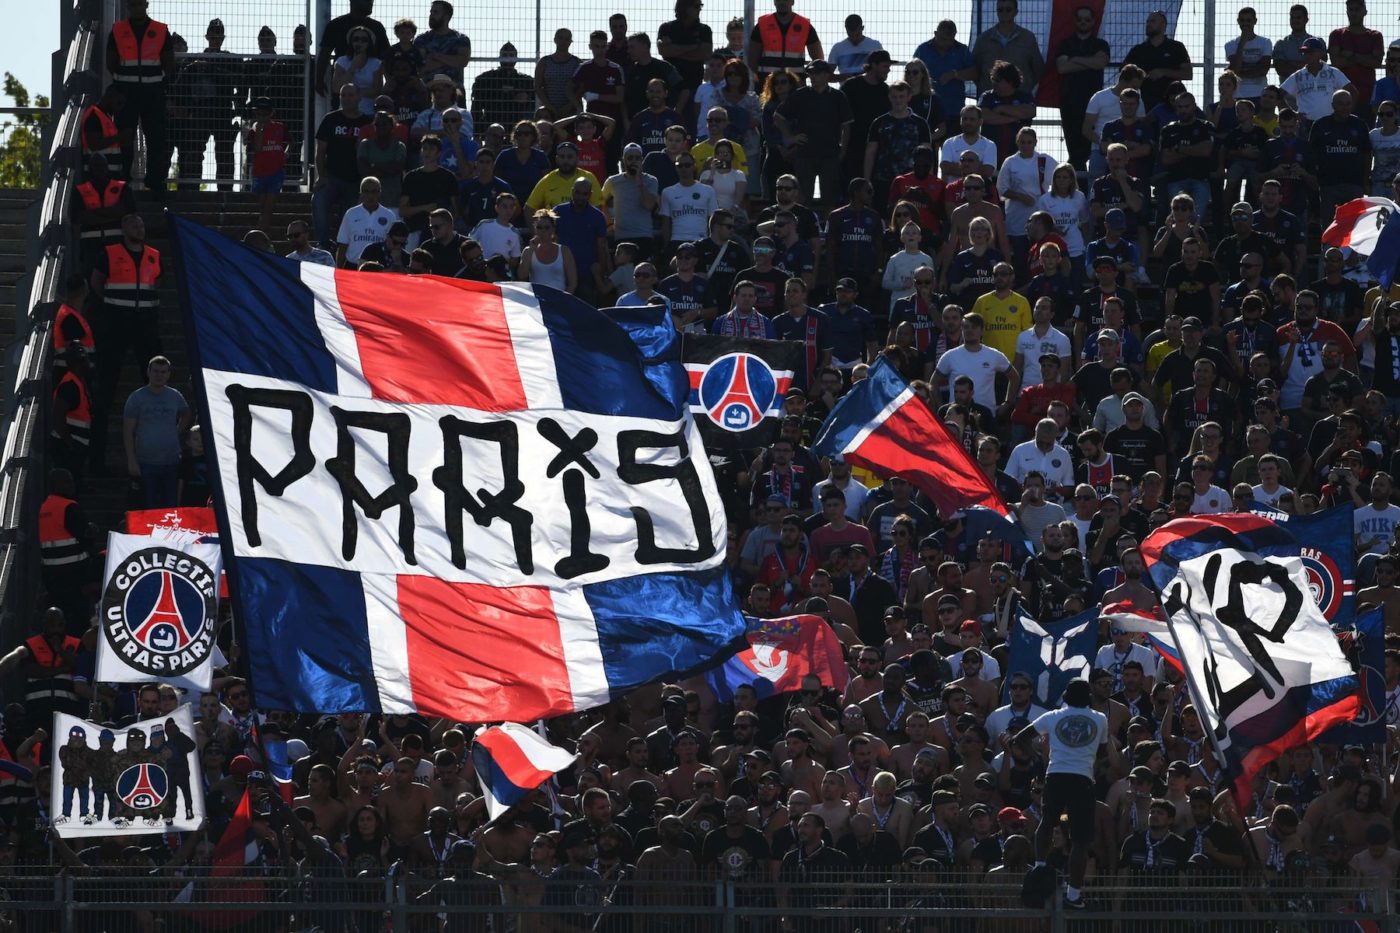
top-left (746, 0), bottom-right (823, 86)
top-left (0, 608), bottom-right (84, 731)
top-left (89, 212), bottom-right (161, 472)
top-left (72, 153), bottom-right (136, 267)
top-left (50, 342), bottom-right (94, 487)
top-left (52, 274), bottom-right (96, 383)
top-left (107, 0), bottom-right (176, 194)
top-left (80, 84), bottom-right (125, 177)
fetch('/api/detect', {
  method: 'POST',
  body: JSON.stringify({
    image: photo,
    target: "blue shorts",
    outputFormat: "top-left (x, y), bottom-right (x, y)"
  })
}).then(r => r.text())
top-left (252, 170), bottom-right (284, 194)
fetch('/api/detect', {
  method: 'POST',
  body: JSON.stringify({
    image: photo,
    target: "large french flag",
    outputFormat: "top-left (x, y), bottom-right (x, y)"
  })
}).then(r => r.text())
top-left (472, 723), bottom-right (577, 823)
top-left (812, 357), bottom-right (1008, 519)
top-left (172, 216), bottom-right (746, 724)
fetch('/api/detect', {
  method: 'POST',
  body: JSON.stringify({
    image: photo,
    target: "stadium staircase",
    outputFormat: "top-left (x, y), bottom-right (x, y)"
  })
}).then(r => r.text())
top-left (83, 188), bottom-right (314, 529)
top-left (0, 189), bottom-right (36, 350)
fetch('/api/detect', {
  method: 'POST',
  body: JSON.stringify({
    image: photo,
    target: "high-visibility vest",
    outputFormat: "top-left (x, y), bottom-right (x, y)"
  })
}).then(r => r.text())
top-left (39, 495), bottom-right (86, 568)
top-left (52, 303), bottom-right (96, 366)
top-left (74, 179), bottom-right (127, 241)
top-left (755, 13), bottom-right (811, 74)
top-left (102, 242), bottom-right (160, 310)
top-left (79, 104), bottom-right (121, 170)
top-left (51, 372), bottom-right (92, 448)
top-left (111, 18), bottom-right (169, 85)
top-left (23, 633), bottom-right (81, 705)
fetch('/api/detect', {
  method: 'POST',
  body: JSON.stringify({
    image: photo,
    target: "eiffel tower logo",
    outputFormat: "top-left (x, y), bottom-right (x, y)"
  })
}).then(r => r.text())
top-left (705, 355), bottom-right (765, 431)
top-left (130, 571), bottom-right (194, 652)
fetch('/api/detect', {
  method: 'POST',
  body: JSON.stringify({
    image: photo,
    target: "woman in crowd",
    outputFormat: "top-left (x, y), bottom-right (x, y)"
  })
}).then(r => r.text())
top-left (519, 209), bottom-right (577, 293)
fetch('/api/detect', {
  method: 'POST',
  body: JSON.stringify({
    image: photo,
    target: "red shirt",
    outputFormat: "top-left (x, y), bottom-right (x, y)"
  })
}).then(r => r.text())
top-left (889, 172), bottom-right (946, 233)
top-left (941, 178), bottom-right (1002, 210)
top-left (250, 120), bottom-right (288, 176)
top-left (571, 60), bottom-right (626, 120)
top-left (1026, 233), bottom-right (1070, 277)
top-left (1011, 381), bottom-right (1078, 429)
top-left (358, 121), bottom-right (411, 146)
top-left (1328, 27), bottom-right (1383, 107)
top-left (577, 137), bottom-right (608, 182)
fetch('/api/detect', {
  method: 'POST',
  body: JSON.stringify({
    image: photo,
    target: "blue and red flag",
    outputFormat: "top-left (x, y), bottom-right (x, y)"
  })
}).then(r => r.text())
top-left (471, 722), bottom-right (577, 823)
top-left (812, 357), bottom-right (1008, 519)
top-left (172, 216), bottom-right (745, 723)
top-left (1142, 514), bottom-right (1360, 805)
top-left (704, 614), bottom-right (850, 703)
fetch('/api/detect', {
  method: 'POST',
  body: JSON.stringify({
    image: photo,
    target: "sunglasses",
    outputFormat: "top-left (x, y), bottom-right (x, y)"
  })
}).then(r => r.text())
top-left (776, 184), bottom-right (796, 191)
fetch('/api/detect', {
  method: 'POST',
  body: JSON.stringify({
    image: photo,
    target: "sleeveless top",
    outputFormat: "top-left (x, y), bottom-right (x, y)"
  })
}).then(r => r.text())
top-left (530, 244), bottom-right (568, 291)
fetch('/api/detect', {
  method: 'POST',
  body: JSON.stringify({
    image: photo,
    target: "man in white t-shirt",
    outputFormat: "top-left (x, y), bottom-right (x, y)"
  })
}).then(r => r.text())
top-left (469, 192), bottom-right (524, 268)
top-left (335, 176), bottom-right (399, 267)
top-left (1251, 453), bottom-right (1293, 507)
top-left (1082, 66), bottom-right (1146, 176)
top-left (1280, 38), bottom-right (1355, 122)
top-left (1006, 418), bottom-right (1075, 490)
top-left (1093, 625), bottom-right (1158, 693)
top-left (986, 671), bottom-right (1049, 742)
top-left (1018, 680), bottom-right (1119, 910)
top-left (1356, 472), bottom-right (1400, 556)
top-left (997, 128), bottom-right (1055, 249)
top-left (939, 106), bottom-right (999, 180)
top-left (934, 311), bottom-right (1017, 412)
top-left (1014, 297), bottom-right (1072, 387)
top-left (1224, 9), bottom-right (1274, 101)
top-left (658, 153), bottom-right (718, 247)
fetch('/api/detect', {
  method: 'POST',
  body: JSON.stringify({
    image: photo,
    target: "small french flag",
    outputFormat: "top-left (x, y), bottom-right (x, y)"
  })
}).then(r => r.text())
top-left (472, 723), bottom-right (577, 823)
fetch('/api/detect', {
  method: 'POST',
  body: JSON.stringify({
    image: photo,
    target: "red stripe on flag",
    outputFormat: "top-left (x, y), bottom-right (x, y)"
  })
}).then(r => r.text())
top-left (396, 576), bottom-right (572, 720)
top-left (1232, 694), bottom-right (1360, 807)
top-left (476, 727), bottom-right (560, 789)
top-left (333, 272), bottom-right (529, 409)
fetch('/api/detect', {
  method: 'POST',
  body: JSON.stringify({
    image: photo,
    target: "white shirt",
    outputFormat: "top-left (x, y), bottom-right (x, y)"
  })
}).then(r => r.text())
top-left (1093, 393), bottom-right (1160, 433)
top-left (948, 648), bottom-right (1000, 681)
top-left (1281, 64), bottom-right (1352, 121)
top-left (829, 37), bottom-right (885, 76)
top-left (1224, 35), bottom-right (1274, 98)
top-left (1355, 502), bottom-right (1400, 555)
top-left (986, 701), bottom-right (1049, 739)
top-left (1190, 486), bottom-right (1232, 514)
top-left (659, 181), bottom-right (719, 242)
top-left (934, 343), bottom-right (1011, 410)
top-left (692, 82), bottom-right (723, 140)
top-left (1252, 483), bottom-right (1293, 507)
top-left (335, 203), bottom-right (399, 264)
top-left (1094, 642), bottom-right (1158, 692)
top-left (939, 133), bottom-right (999, 175)
top-left (469, 219), bottom-right (523, 261)
top-left (1015, 325), bottom-right (1072, 386)
top-left (285, 246), bottom-right (336, 267)
top-left (812, 477), bottom-right (869, 521)
top-left (1035, 190), bottom-right (1090, 256)
top-left (1006, 439), bottom-right (1075, 489)
top-left (1032, 705), bottom-right (1108, 777)
top-left (1084, 87), bottom-right (1145, 141)
top-left (997, 151), bottom-right (1055, 235)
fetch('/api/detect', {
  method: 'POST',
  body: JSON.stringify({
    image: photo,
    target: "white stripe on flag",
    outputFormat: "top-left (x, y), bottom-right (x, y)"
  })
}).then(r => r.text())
top-left (550, 588), bottom-right (610, 712)
top-left (496, 722), bottom-right (578, 773)
top-left (360, 573), bottom-right (417, 714)
top-left (498, 283), bottom-right (565, 410)
top-left (299, 264), bottom-right (371, 398)
top-left (842, 386), bottom-right (916, 457)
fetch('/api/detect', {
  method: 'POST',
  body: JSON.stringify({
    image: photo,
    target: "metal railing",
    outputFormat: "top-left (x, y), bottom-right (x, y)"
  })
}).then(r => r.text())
top-left (0, 0), bottom-right (98, 653)
top-left (1, 871), bottom-right (1389, 932)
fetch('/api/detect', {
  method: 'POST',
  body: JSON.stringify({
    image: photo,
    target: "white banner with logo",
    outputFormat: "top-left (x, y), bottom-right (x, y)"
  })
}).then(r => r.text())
top-left (95, 532), bottom-right (223, 691)
top-left (51, 704), bottom-right (205, 838)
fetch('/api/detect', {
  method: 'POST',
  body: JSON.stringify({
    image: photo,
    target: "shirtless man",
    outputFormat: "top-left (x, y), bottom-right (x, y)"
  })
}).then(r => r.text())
top-left (809, 571), bottom-right (861, 640)
top-left (856, 770), bottom-right (916, 849)
top-left (1328, 778), bottom-right (1392, 860)
top-left (1357, 556), bottom-right (1400, 636)
top-left (810, 770), bottom-right (854, 842)
top-left (779, 728), bottom-right (826, 798)
top-left (928, 686), bottom-right (971, 751)
top-left (662, 733), bottom-right (710, 800)
top-left (749, 771), bottom-right (790, 844)
top-left (410, 805), bottom-right (463, 878)
top-left (1250, 805), bottom-right (1307, 878)
top-left (891, 712), bottom-right (949, 781)
top-left (634, 815), bottom-right (698, 903)
top-left (294, 763), bottom-right (347, 843)
top-left (803, 595), bottom-right (859, 647)
top-left (429, 750), bottom-right (472, 811)
top-left (377, 756), bottom-right (433, 856)
top-left (1088, 667), bottom-right (1132, 742)
top-left (826, 707), bottom-right (890, 769)
top-left (948, 174), bottom-right (1010, 255)
top-left (1100, 548), bottom-right (1158, 614)
top-left (836, 735), bottom-right (882, 806)
top-left (711, 711), bottom-right (763, 784)
top-left (578, 700), bottom-right (639, 768)
top-left (610, 736), bottom-right (663, 795)
top-left (842, 646), bottom-right (887, 707)
top-left (950, 649), bottom-right (1000, 717)
top-left (861, 664), bottom-right (916, 741)
top-left (923, 563), bottom-right (979, 623)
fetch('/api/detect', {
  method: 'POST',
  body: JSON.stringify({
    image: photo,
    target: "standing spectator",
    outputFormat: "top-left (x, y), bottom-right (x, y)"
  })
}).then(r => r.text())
top-left (939, 106), bottom-right (999, 181)
top-left (1310, 90), bottom-right (1371, 223)
top-left (471, 44), bottom-right (535, 130)
top-left (496, 122), bottom-right (552, 200)
top-left (972, 0), bottom-right (1044, 95)
top-left (358, 111), bottom-right (408, 208)
top-left (866, 84), bottom-right (934, 214)
top-left (660, 154), bottom-right (719, 254)
top-left (336, 176), bottom-right (398, 267)
top-left (399, 136), bottom-right (458, 248)
top-left (775, 60), bottom-right (852, 205)
top-left (1084, 67), bottom-right (1147, 180)
top-left (604, 144), bottom-right (660, 258)
top-left (420, 209), bottom-right (468, 275)
top-left (1054, 6), bottom-right (1110, 171)
top-left (1373, 101), bottom-right (1400, 196)
top-left (332, 25), bottom-right (384, 115)
top-left (1329, 0), bottom-right (1384, 121)
top-left (1159, 92), bottom-right (1216, 222)
top-left (436, 109), bottom-right (479, 178)
top-left (244, 97), bottom-right (287, 234)
top-left (413, 74), bottom-right (468, 145)
top-left (247, 26), bottom-right (309, 181)
top-left (1274, 4), bottom-right (1319, 82)
top-left (315, 0), bottom-right (391, 98)
top-left (571, 31), bottom-right (628, 124)
top-left (1226, 8), bottom-right (1274, 102)
top-left (1123, 10), bottom-right (1193, 111)
top-left (554, 178), bottom-right (611, 303)
top-left (829, 14), bottom-right (884, 77)
top-left (1281, 38), bottom-right (1355, 122)
top-left (519, 209), bottom-right (578, 293)
top-left (123, 356), bottom-right (189, 510)
top-left (842, 51), bottom-right (893, 188)
top-left (108, 0), bottom-right (175, 194)
top-left (657, 0), bottom-right (714, 105)
top-left (458, 148), bottom-right (512, 230)
top-left (915, 21), bottom-right (977, 130)
top-left (747, 0), bottom-right (823, 83)
top-left (978, 62), bottom-right (1036, 166)
top-left (312, 84), bottom-right (372, 247)
top-left (414, 0), bottom-right (471, 91)
top-left (536, 29), bottom-right (581, 118)
top-left (175, 19), bottom-right (242, 190)
top-left (626, 33), bottom-right (690, 124)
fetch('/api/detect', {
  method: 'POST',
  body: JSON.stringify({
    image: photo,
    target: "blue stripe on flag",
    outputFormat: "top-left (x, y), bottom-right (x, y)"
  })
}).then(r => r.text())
top-left (1366, 208), bottom-right (1400, 289)
top-left (236, 558), bottom-right (383, 712)
top-left (170, 215), bottom-right (339, 392)
top-left (811, 357), bottom-right (906, 458)
top-left (535, 287), bottom-right (685, 419)
top-left (585, 567), bottom-right (747, 695)
top-left (471, 743), bottom-right (532, 813)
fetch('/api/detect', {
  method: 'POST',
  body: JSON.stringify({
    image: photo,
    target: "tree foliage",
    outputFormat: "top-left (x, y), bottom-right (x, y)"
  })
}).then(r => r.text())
top-left (0, 73), bottom-right (51, 189)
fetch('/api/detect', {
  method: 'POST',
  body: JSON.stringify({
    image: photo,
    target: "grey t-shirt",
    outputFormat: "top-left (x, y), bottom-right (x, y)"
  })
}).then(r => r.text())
top-left (124, 386), bottom-right (188, 465)
top-left (605, 171), bottom-right (660, 240)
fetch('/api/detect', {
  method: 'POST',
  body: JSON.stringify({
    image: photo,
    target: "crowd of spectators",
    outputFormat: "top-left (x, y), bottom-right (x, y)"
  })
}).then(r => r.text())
top-left (31, 0), bottom-right (1400, 926)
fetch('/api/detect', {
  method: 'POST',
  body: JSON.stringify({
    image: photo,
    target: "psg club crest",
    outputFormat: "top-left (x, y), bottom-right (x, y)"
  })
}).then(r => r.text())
top-left (117, 762), bottom-right (168, 811)
top-left (101, 546), bottom-right (218, 676)
top-left (698, 352), bottom-right (780, 433)
top-left (1300, 545), bottom-right (1348, 621)
top-left (684, 335), bottom-right (802, 448)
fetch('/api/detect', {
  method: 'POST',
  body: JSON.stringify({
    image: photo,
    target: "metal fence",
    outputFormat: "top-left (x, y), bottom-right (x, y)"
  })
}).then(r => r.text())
top-left (3, 871), bottom-right (1391, 932)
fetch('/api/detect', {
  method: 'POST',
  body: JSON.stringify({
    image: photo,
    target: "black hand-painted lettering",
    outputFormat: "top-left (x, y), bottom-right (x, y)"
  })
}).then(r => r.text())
top-left (225, 385), bottom-right (316, 547)
top-left (538, 417), bottom-right (600, 479)
top-left (555, 469), bottom-right (610, 578)
top-left (1206, 553), bottom-right (1300, 697)
top-left (324, 408), bottom-right (419, 564)
top-left (617, 428), bottom-right (715, 565)
top-left (433, 417), bottom-right (534, 574)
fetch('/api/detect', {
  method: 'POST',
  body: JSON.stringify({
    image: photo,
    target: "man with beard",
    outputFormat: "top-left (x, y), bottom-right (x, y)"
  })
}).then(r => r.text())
top-left (1019, 523), bottom-right (1088, 621)
top-left (750, 772), bottom-right (791, 844)
top-left (1101, 547), bottom-right (1158, 614)
top-left (701, 794), bottom-right (771, 884)
top-left (895, 747), bottom-right (943, 808)
top-left (1182, 786), bottom-right (1247, 874)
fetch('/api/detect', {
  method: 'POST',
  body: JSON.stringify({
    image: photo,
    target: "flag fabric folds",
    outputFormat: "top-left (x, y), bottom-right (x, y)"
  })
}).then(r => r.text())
top-left (471, 723), bottom-right (577, 823)
top-left (1319, 608), bottom-right (1386, 746)
top-left (704, 614), bottom-right (850, 703)
top-left (683, 334), bottom-right (803, 449)
top-left (1366, 207), bottom-right (1400, 288)
top-left (1141, 514), bottom-right (1360, 803)
top-left (172, 216), bottom-right (745, 724)
top-left (1005, 607), bottom-right (1098, 708)
top-left (1321, 196), bottom-right (1397, 256)
top-left (811, 357), bottom-right (1008, 519)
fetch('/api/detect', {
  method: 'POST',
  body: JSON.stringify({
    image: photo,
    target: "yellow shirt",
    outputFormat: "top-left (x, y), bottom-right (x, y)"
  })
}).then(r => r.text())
top-left (971, 290), bottom-right (1032, 360)
top-left (525, 168), bottom-right (604, 212)
top-left (690, 138), bottom-right (749, 176)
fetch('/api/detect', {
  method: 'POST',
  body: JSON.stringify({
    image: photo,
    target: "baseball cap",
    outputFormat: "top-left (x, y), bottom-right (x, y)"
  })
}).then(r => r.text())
top-left (675, 241), bottom-right (698, 257)
top-left (1104, 208), bottom-right (1127, 230)
top-left (1300, 36), bottom-right (1326, 52)
top-left (959, 619), bottom-right (982, 636)
top-left (560, 819), bottom-right (597, 848)
top-left (622, 142), bottom-right (644, 158)
top-left (1039, 351), bottom-right (1061, 365)
top-left (1231, 201), bottom-right (1253, 218)
top-left (836, 276), bottom-right (859, 291)
top-left (1129, 765), bottom-right (1155, 781)
top-left (805, 59), bottom-right (835, 73)
top-left (1121, 391), bottom-right (1148, 407)
top-left (938, 593), bottom-right (961, 610)
top-left (1092, 254), bottom-right (1118, 269)
top-left (864, 50), bottom-right (892, 67)
top-left (997, 806), bottom-right (1025, 824)
top-left (847, 543), bottom-right (869, 556)
top-left (253, 96), bottom-right (274, 110)
top-left (968, 797), bottom-right (993, 810)
top-left (427, 73), bottom-right (455, 88)
top-left (1127, 716), bottom-right (1154, 732)
top-left (884, 605), bottom-right (907, 619)
top-left (555, 140), bottom-right (579, 152)
top-left (1181, 316), bottom-right (1204, 330)
top-left (746, 748), bottom-right (772, 763)
top-left (1096, 328), bottom-right (1121, 343)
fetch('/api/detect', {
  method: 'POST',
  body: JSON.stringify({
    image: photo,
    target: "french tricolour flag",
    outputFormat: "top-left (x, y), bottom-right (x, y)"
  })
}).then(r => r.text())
top-left (172, 216), bottom-right (745, 724)
top-left (812, 356), bottom-right (1008, 519)
top-left (472, 723), bottom-right (577, 823)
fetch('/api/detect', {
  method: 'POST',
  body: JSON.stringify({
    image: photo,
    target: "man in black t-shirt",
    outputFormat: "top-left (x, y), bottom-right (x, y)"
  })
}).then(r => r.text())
top-left (1158, 93), bottom-right (1216, 224)
top-left (312, 84), bottom-right (372, 245)
top-left (1310, 89), bottom-right (1371, 225)
top-left (700, 797), bottom-right (771, 882)
top-left (1104, 393), bottom-right (1168, 482)
top-left (657, 3), bottom-right (714, 100)
top-left (1055, 9), bottom-right (1110, 170)
top-left (778, 812), bottom-right (850, 926)
top-left (1119, 799), bottom-right (1190, 877)
top-left (694, 210), bottom-right (752, 306)
top-left (1123, 11), bottom-right (1192, 111)
top-left (400, 136), bottom-right (460, 246)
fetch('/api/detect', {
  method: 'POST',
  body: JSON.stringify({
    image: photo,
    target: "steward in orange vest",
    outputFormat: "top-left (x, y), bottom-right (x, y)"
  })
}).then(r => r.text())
top-left (73, 154), bottom-right (135, 261)
top-left (106, 0), bottom-right (174, 192)
top-left (80, 85), bottom-right (125, 176)
top-left (748, 0), bottom-right (820, 77)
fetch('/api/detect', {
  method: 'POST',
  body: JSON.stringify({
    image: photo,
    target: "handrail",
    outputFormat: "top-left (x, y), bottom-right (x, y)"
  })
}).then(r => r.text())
top-left (0, 0), bottom-right (97, 652)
